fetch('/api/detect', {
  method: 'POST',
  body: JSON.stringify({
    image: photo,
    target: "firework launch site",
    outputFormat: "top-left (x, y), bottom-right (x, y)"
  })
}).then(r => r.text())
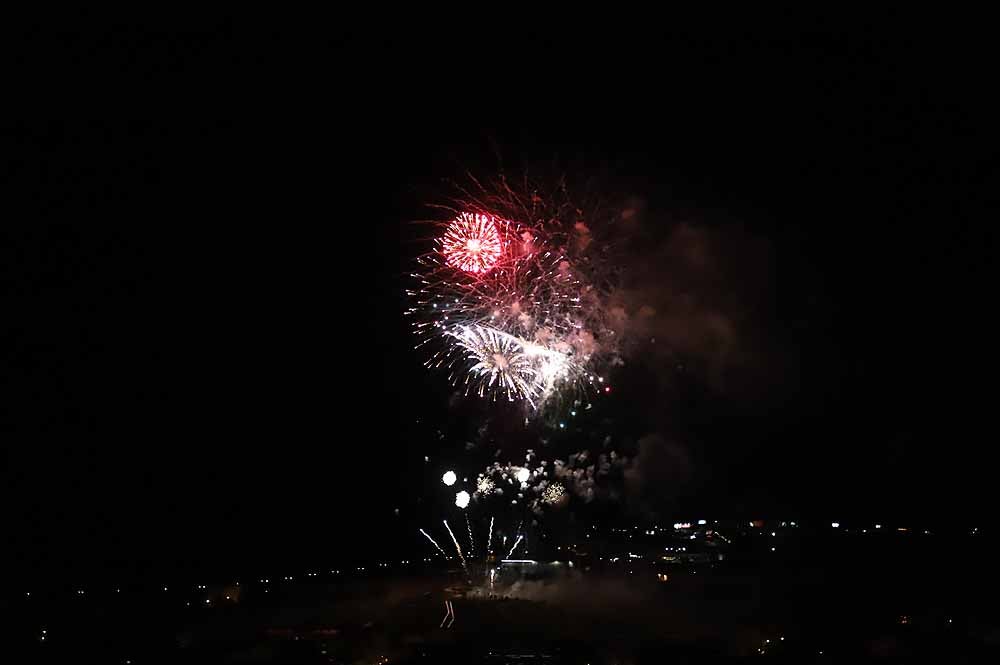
top-left (12, 520), bottom-right (998, 663)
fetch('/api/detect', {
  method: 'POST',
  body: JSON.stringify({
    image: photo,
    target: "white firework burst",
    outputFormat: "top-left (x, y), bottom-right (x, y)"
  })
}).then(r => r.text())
top-left (446, 324), bottom-right (576, 409)
top-left (448, 324), bottom-right (537, 404)
top-left (542, 482), bottom-right (567, 505)
top-left (476, 476), bottom-right (496, 496)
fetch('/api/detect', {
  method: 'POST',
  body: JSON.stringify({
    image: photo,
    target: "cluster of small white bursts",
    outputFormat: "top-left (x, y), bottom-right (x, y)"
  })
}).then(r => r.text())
top-left (408, 211), bottom-right (612, 413)
top-left (442, 453), bottom-right (567, 513)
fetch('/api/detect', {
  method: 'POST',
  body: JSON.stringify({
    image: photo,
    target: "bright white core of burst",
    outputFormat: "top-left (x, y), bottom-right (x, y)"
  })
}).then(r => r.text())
top-left (442, 471), bottom-right (457, 486)
top-left (516, 468), bottom-right (530, 483)
top-left (455, 491), bottom-right (470, 509)
top-left (447, 324), bottom-right (574, 409)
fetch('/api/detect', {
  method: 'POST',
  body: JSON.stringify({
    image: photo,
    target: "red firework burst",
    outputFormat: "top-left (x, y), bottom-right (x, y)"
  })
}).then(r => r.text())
top-left (440, 212), bottom-right (503, 274)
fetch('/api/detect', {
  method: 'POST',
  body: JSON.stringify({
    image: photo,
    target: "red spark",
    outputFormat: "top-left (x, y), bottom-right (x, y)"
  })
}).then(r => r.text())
top-left (441, 212), bottom-right (503, 274)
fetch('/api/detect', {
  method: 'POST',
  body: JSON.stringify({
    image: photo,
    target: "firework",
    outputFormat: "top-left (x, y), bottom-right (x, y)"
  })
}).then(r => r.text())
top-left (477, 458), bottom-right (546, 507)
top-left (441, 212), bottom-right (503, 274)
top-left (475, 447), bottom-right (618, 510)
top-left (487, 516), bottom-right (494, 553)
top-left (455, 490), bottom-right (470, 509)
top-left (507, 534), bottom-right (523, 558)
top-left (542, 482), bottom-right (566, 505)
top-left (477, 476), bottom-right (496, 496)
top-left (442, 470), bottom-right (457, 486)
top-left (443, 519), bottom-right (467, 569)
top-left (448, 325), bottom-right (540, 405)
top-left (407, 173), bottom-right (620, 414)
top-left (419, 528), bottom-right (448, 559)
top-left (444, 324), bottom-right (580, 408)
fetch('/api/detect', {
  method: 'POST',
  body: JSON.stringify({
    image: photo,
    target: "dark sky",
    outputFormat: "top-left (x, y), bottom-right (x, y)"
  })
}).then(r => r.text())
top-left (3, 28), bottom-right (995, 581)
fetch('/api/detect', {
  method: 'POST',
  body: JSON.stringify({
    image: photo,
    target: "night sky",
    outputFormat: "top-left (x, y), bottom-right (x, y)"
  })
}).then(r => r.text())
top-left (4, 29), bottom-right (995, 584)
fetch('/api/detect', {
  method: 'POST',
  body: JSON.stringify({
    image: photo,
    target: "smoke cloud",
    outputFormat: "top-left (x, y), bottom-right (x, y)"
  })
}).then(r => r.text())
top-left (611, 216), bottom-right (784, 401)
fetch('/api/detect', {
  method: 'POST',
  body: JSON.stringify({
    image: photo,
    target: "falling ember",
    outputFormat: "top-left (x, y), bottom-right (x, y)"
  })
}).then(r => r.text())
top-left (455, 490), bottom-right (470, 509)
top-left (440, 212), bottom-right (503, 274)
top-left (419, 528), bottom-right (448, 559)
top-left (507, 534), bottom-right (524, 558)
top-left (442, 470), bottom-right (457, 486)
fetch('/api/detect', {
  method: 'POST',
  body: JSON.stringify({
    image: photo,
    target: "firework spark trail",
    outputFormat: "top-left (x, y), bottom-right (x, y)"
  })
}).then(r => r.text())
top-left (465, 514), bottom-right (476, 556)
top-left (487, 516), bottom-right (494, 554)
top-left (443, 519), bottom-right (467, 572)
top-left (419, 528), bottom-right (448, 559)
top-left (507, 534), bottom-right (524, 559)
